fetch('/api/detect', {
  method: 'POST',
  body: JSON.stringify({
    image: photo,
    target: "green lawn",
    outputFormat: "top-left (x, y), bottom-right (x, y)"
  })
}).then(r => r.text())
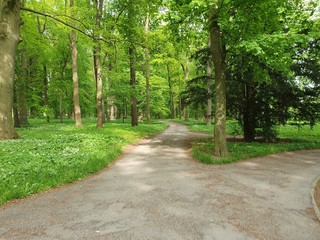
top-left (176, 119), bottom-right (320, 164)
top-left (0, 118), bottom-right (167, 205)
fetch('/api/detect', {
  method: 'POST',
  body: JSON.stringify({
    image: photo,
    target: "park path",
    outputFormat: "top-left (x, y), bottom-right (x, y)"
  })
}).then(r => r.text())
top-left (0, 122), bottom-right (319, 240)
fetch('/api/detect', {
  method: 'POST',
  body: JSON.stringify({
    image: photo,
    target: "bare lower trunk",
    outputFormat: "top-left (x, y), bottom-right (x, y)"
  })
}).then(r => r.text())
top-left (59, 92), bottom-right (63, 123)
top-left (0, 0), bottom-right (20, 140)
top-left (94, 47), bottom-right (104, 128)
top-left (206, 61), bottom-right (213, 126)
top-left (167, 65), bottom-right (175, 119)
top-left (94, 0), bottom-right (104, 128)
top-left (70, 30), bottom-right (82, 127)
top-left (13, 84), bottom-right (20, 128)
top-left (144, 12), bottom-right (151, 124)
top-left (128, 0), bottom-right (138, 126)
top-left (181, 63), bottom-right (189, 121)
top-left (43, 65), bottom-right (50, 123)
top-left (210, 17), bottom-right (228, 157)
top-left (129, 46), bottom-right (138, 126)
top-left (70, 0), bottom-right (82, 127)
top-left (18, 48), bottom-right (29, 125)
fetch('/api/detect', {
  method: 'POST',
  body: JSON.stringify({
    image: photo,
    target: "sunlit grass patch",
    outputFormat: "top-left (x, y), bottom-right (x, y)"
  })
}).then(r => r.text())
top-left (189, 122), bottom-right (320, 164)
top-left (0, 119), bottom-right (167, 205)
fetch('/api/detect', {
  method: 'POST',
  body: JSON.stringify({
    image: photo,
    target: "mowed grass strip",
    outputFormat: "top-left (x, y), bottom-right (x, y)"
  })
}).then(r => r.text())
top-left (176, 120), bottom-right (320, 164)
top-left (0, 119), bottom-right (167, 205)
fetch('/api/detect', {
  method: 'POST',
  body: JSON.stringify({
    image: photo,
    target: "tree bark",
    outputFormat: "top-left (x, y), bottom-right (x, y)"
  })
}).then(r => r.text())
top-left (128, 0), bottom-right (138, 126)
top-left (70, 0), bottom-right (82, 127)
top-left (243, 83), bottom-right (256, 142)
top-left (206, 58), bottom-right (213, 126)
top-left (0, 0), bottom-right (21, 140)
top-left (144, 11), bottom-right (151, 124)
top-left (210, 17), bottom-right (228, 157)
top-left (129, 45), bottom-right (138, 126)
top-left (167, 65), bottom-right (175, 119)
top-left (94, 0), bottom-right (104, 128)
top-left (13, 83), bottom-right (20, 128)
top-left (181, 63), bottom-right (189, 121)
top-left (18, 48), bottom-right (29, 125)
top-left (43, 65), bottom-right (50, 122)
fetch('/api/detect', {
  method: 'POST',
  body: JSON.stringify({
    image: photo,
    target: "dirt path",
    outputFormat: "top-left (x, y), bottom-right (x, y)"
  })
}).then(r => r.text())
top-left (0, 122), bottom-right (319, 240)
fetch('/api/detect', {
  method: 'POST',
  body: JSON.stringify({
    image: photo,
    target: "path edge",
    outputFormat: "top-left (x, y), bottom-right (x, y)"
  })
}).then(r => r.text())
top-left (310, 176), bottom-right (320, 222)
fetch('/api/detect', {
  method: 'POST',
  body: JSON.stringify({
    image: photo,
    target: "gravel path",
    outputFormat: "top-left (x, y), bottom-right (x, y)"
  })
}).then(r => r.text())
top-left (0, 122), bottom-right (319, 240)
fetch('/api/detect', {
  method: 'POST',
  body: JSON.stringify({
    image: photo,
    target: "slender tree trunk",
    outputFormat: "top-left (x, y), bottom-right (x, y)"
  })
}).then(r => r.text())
top-left (144, 11), bottom-right (151, 124)
top-left (129, 46), bottom-right (138, 126)
top-left (210, 17), bottom-right (228, 157)
top-left (13, 83), bottom-right (20, 128)
top-left (167, 65), bottom-right (175, 119)
top-left (59, 92), bottom-right (63, 123)
top-left (0, 0), bottom-right (20, 139)
top-left (18, 48), bottom-right (29, 125)
top-left (206, 59), bottom-right (213, 126)
top-left (243, 83), bottom-right (256, 142)
top-left (70, 0), bottom-right (82, 127)
top-left (94, 0), bottom-right (104, 128)
top-left (181, 63), bottom-right (189, 120)
top-left (43, 65), bottom-right (50, 122)
top-left (128, 0), bottom-right (138, 126)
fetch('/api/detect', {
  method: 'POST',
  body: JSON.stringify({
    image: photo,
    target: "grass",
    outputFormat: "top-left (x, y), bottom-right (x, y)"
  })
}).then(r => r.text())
top-left (0, 118), bottom-right (167, 205)
top-left (176, 119), bottom-right (320, 164)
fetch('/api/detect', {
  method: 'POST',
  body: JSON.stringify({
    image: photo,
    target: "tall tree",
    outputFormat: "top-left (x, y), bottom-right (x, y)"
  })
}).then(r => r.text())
top-left (94, 0), bottom-right (104, 128)
top-left (206, 56), bottom-right (213, 126)
top-left (69, 0), bottom-right (82, 127)
top-left (167, 64), bottom-right (175, 119)
top-left (128, 0), bottom-right (138, 126)
top-left (144, 9), bottom-right (151, 124)
top-left (0, 0), bottom-right (21, 139)
top-left (17, 46), bottom-right (29, 125)
top-left (209, 7), bottom-right (228, 157)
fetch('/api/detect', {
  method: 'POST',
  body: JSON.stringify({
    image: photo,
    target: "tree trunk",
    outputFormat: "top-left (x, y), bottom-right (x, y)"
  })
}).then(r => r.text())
top-left (243, 83), bottom-right (256, 142)
top-left (167, 65), bottom-right (175, 119)
top-left (70, 0), bottom-right (82, 127)
top-left (18, 48), bottom-right (29, 125)
top-left (59, 92), bottom-right (63, 123)
top-left (210, 17), bottom-right (228, 157)
top-left (13, 83), bottom-right (20, 128)
top-left (43, 65), bottom-right (50, 122)
top-left (0, 0), bottom-right (20, 140)
top-left (144, 11), bottom-right (151, 124)
top-left (181, 63), bottom-right (189, 121)
top-left (129, 46), bottom-right (138, 126)
top-left (94, 0), bottom-right (104, 128)
top-left (128, 0), bottom-right (138, 126)
top-left (206, 58), bottom-right (213, 126)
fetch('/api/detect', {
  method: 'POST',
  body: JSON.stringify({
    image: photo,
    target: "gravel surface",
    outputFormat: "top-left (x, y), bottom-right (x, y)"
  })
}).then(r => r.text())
top-left (0, 122), bottom-right (319, 240)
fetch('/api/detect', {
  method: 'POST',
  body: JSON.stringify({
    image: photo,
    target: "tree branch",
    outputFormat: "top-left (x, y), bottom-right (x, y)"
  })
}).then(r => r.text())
top-left (21, 7), bottom-right (99, 41)
top-left (20, 7), bottom-right (146, 48)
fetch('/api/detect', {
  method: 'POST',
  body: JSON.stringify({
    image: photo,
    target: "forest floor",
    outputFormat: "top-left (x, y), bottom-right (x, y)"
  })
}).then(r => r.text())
top-left (0, 122), bottom-right (319, 240)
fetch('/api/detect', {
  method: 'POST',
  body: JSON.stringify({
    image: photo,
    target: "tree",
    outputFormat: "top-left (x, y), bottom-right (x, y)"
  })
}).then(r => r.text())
top-left (209, 6), bottom-right (227, 157)
top-left (69, 0), bottom-right (82, 127)
top-left (144, 9), bottom-right (151, 124)
top-left (94, 0), bottom-right (104, 128)
top-left (0, 0), bottom-right (21, 140)
top-left (127, 0), bottom-right (138, 126)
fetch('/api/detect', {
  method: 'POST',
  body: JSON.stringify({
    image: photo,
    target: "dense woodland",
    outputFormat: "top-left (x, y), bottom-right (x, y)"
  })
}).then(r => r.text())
top-left (0, 0), bottom-right (319, 157)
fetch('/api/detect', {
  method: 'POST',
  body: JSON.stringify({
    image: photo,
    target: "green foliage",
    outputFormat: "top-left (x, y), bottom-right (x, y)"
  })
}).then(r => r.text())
top-left (0, 119), bottom-right (167, 205)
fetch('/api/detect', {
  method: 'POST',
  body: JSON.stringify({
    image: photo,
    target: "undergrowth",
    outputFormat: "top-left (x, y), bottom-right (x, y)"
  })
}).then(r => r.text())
top-left (0, 118), bottom-right (167, 205)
